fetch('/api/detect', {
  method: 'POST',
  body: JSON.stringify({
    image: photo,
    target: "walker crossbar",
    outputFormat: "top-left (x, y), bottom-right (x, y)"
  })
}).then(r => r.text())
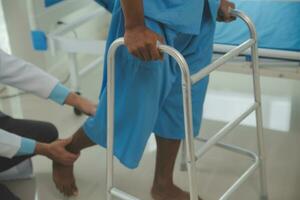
top-left (106, 10), bottom-right (268, 200)
top-left (195, 103), bottom-right (258, 159)
top-left (191, 39), bottom-right (255, 84)
top-left (110, 188), bottom-right (140, 200)
top-left (195, 136), bottom-right (261, 200)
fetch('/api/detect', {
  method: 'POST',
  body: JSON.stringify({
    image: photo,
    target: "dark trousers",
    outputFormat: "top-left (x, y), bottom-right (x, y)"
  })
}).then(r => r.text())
top-left (0, 115), bottom-right (58, 172)
top-left (0, 115), bottom-right (58, 200)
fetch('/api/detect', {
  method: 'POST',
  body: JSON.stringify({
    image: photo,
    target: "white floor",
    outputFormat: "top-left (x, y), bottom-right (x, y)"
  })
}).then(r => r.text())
top-left (1, 63), bottom-right (300, 200)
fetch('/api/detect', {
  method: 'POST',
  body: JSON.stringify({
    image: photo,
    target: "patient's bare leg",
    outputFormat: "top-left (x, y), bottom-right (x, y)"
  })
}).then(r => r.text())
top-left (52, 128), bottom-right (95, 196)
top-left (151, 135), bottom-right (202, 200)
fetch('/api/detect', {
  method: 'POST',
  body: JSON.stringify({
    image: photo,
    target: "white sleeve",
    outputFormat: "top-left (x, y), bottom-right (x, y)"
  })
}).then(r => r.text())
top-left (0, 49), bottom-right (59, 99)
top-left (0, 129), bottom-right (21, 158)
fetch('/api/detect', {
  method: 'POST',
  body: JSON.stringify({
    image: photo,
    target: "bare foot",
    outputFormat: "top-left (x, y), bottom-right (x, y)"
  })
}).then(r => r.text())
top-left (151, 183), bottom-right (202, 200)
top-left (52, 161), bottom-right (78, 197)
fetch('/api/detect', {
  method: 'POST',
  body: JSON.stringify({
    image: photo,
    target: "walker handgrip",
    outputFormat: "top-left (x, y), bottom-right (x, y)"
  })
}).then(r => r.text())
top-left (229, 9), bottom-right (257, 39)
top-left (108, 38), bottom-right (191, 82)
top-left (190, 9), bottom-right (258, 84)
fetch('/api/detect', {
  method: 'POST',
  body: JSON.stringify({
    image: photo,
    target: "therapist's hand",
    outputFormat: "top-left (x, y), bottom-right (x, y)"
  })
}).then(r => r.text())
top-left (124, 25), bottom-right (164, 61)
top-left (64, 92), bottom-right (97, 116)
top-left (217, 0), bottom-right (236, 22)
top-left (35, 138), bottom-right (80, 166)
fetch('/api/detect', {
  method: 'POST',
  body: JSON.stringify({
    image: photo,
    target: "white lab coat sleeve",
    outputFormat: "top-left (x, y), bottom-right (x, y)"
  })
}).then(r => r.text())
top-left (0, 49), bottom-right (59, 99)
top-left (0, 129), bottom-right (21, 158)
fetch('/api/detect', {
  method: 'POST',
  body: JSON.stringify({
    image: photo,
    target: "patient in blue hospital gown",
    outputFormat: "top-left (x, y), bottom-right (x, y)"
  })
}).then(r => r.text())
top-left (52, 0), bottom-right (236, 199)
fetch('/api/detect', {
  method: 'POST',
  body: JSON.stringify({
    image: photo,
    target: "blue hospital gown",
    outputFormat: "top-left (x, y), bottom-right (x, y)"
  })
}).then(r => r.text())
top-left (84, 0), bottom-right (220, 169)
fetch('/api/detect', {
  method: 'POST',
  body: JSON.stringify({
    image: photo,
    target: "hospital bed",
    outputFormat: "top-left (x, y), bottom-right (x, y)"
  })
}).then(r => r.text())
top-left (214, 0), bottom-right (300, 79)
top-left (26, 0), bottom-right (107, 114)
top-left (106, 10), bottom-right (268, 200)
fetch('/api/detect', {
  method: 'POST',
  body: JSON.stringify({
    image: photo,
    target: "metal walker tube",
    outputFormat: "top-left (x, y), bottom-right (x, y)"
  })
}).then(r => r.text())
top-left (106, 10), bottom-right (268, 200)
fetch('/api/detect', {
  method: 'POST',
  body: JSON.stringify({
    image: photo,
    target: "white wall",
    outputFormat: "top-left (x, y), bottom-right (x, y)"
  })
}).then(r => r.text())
top-left (2, 0), bottom-right (48, 69)
top-left (0, 1), bottom-right (10, 53)
top-left (1, 0), bottom-right (110, 73)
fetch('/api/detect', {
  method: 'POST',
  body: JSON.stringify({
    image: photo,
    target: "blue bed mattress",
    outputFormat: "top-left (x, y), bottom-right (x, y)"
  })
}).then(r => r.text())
top-left (44, 0), bottom-right (63, 7)
top-left (214, 0), bottom-right (300, 52)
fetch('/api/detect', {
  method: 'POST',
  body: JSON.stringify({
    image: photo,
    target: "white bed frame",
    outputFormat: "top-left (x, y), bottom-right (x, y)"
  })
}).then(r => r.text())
top-left (26, 0), bottom-right (107, 115)
top-left (214, 44), bottom-right (300, 80)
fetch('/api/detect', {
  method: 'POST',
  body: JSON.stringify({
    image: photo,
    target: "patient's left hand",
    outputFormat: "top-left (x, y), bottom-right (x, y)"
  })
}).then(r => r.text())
top-left (65, 92), bottom-right (97, 116)
top-left (217, 0), bottom-right (236, 22)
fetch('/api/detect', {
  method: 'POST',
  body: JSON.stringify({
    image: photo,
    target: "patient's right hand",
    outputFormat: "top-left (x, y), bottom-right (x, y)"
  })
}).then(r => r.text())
top-left (124, 25), bottom-right (164, 61)
top-left (52, 161), bottom-right (78, 197)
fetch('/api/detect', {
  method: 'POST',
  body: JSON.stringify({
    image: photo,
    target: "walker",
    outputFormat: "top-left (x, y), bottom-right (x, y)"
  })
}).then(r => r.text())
top-left (106, 10), bottom-right (268, 200)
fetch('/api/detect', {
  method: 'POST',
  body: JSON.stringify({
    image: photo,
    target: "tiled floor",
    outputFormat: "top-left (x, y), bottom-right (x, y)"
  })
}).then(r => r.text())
top-left (1, 64), bottom-right (300, 200)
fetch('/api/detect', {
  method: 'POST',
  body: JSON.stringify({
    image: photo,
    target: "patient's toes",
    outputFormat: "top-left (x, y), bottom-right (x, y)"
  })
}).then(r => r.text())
top-left (72, 183), bottom-right (79, 196)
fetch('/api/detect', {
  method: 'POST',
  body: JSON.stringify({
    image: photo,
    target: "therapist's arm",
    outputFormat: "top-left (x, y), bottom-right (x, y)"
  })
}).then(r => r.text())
top-left (17, 137), bottom-right (79, 166)
top-left (48, 83), bottom-right (97, 116)
top-left (64, 92), bottom-right (96, 116)
top-left (0, 129), bottom-right (78, 165)
top-left (23, 128), bottom-right (93, 170)
top-left (0, 49), bottom-right (96, 116)
top-left (121, 0), bottom-right (164, 61)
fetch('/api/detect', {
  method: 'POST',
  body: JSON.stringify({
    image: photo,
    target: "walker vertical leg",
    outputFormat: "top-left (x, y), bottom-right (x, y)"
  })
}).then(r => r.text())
top-left (251, 44), bottom-right (269, 200)
top-left (184, 137), bottom-right (198, 200)
top-left (107, 43), bottom-right (116, 200)
top-left (68, 53), bottom-right (80, 92)
top-left (181, 74), bottom-right (199, 200)
top-left (69, 53), bottom-right (83, 115)
top-left (180, 142), bottom-right (188, 171)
